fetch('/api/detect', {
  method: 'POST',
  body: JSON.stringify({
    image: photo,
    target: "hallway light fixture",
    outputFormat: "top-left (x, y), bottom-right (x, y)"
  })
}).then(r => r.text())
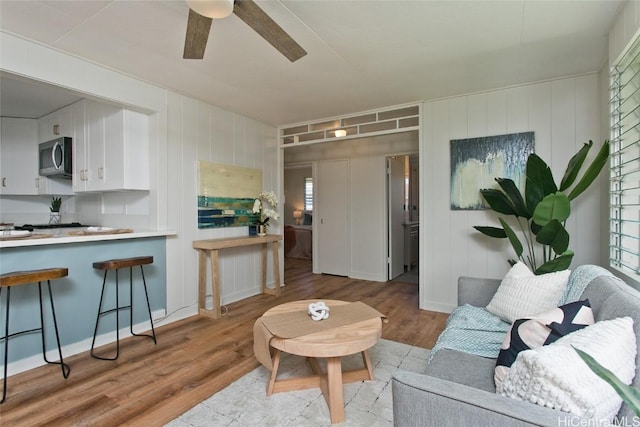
top-left (334, 129), bottom-right (347, 137)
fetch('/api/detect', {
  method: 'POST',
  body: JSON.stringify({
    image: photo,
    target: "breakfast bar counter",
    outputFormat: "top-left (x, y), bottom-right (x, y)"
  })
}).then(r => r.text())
top-left (0, 228), bottom-right (175, 248)
top-left (0, 229), bottom-right (173, 368)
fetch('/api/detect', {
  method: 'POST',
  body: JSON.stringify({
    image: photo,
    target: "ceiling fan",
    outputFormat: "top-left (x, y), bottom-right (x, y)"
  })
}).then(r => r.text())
top-left (183, 0), bottom-right (307, 62)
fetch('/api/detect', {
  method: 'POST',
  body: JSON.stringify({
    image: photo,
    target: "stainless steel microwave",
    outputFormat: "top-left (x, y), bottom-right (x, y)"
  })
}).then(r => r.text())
top-left (39, 137), bottom-right (72, 179)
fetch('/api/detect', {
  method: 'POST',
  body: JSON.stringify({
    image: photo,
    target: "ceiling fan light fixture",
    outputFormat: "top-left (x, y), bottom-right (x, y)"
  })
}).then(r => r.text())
top-left (335, 129), bottom-right (347, 138)
top-left (186, 0), bottom-right (234, 19)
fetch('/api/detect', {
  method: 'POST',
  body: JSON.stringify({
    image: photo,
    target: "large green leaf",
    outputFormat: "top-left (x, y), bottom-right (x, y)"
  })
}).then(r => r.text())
top-left (530, 221), bottom-right (542, 236)
top-left (473, 226), bottom-right (507, 238)
top-left (567, 141), bottom-right (610, 201)
top-left (480, 189), bottom-right (515, 216)
top-left (575, 347), bottom-right (640, 417)
top-left (496, 178), bottom-right (530, 218)
top-left (534, 251), bottom-right (573, 274)
top-left (533, 192), bottom-right (571, 227)
top-left (525, 154), bottom-right (558, 213)
top-left (535, 219), bottom-right (569, 254)
top-left (559, 141), bottom-right (592, 191)
top-left (500, 218), bottom-right (523, 258)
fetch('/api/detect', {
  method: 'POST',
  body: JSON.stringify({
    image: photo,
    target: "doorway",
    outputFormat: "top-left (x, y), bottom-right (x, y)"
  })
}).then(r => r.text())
top-left (387, 154), bottom-right (419, 284)
top-left (283, 165), bottom-right (314, 274)
top-left (282, 132), bottom-right (419, 285)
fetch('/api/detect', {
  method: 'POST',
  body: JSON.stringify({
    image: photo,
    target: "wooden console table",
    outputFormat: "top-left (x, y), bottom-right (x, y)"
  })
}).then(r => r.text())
top-left (193, 234), bottom-right (282, 319)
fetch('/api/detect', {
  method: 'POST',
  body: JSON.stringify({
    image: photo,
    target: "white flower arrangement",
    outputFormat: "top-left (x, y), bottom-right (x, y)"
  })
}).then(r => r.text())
top-left (253, 191), bottom-right (280, 226)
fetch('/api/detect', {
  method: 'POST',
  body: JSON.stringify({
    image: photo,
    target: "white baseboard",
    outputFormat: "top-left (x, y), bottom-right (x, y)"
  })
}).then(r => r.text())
top-left (420, 301), bottom-right (455, 314)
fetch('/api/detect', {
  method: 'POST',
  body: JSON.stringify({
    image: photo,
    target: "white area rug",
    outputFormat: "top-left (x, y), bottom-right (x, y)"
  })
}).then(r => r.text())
top-left (166, 339), bottom-right (430, 427)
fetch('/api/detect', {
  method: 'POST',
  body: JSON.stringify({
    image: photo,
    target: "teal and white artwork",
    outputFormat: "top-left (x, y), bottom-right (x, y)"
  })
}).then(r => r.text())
top-left (450, 132), bottom-right (534, 210)
top-left (197, 161), bottom-right (262, 228)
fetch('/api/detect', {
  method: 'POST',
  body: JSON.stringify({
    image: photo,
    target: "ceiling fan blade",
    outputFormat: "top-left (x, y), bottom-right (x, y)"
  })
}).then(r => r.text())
top-left (233, 0), bottom-right (307, 62)
top-left (183, 8), bottom-right (213, 59)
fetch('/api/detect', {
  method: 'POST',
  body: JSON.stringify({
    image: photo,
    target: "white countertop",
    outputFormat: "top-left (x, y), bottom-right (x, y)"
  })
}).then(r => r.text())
top-left (0, 228), bottom-right (176, 248)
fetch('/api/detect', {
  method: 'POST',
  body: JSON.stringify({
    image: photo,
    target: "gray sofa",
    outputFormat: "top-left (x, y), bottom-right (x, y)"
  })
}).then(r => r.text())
top-left (392, 267), bottom-right (640, 426)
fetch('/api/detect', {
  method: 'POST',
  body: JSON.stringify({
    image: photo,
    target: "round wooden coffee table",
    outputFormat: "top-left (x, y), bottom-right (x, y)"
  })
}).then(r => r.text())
top-left (262, 299), bottom-right (382, 424)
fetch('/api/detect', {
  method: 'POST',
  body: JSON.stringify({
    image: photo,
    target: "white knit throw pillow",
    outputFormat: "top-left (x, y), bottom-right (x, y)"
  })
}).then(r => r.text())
top-left (486, 262), bottom-right (570, 323)
top-left (497, 317), bottom-right (637, 422)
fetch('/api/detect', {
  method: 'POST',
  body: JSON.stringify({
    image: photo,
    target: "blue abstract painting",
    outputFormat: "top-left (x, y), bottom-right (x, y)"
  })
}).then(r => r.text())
top-left (197, 161), bottom-right (262, 229)
top-left (450, 132), bottom-right (534, 210)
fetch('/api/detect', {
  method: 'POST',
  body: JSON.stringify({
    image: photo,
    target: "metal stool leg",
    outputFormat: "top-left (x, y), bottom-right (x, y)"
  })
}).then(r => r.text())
top-left (129, 266), bottom-right (157, 344)
top-left (91, 270), bottom-right (121, 360)
top-left (38, 281), bottom-right (70, 378)
top-left (1, 287), bottom-right (10, 404)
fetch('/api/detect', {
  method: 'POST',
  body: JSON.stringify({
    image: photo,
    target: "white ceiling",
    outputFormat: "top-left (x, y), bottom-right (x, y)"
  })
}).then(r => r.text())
top-left (0, 0), bottom-right (623, 126)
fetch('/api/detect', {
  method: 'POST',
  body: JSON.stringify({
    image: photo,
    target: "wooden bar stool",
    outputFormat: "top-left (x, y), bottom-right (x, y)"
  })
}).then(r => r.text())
top-left (90, 256), bottom-right (157, 360)
top-left (0, 268), bottom-right (71, 403)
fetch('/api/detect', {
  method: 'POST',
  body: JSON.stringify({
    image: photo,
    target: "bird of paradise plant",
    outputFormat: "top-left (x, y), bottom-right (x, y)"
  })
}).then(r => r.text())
top-left (474, 140), bottom-right (609, 274)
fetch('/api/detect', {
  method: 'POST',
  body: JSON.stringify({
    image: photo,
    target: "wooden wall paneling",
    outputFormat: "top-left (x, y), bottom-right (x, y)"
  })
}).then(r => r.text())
top-left (575, 75), bottom-right (600, 145)
top-left (420, 102), bottom-right (433, 310)
top-left (420, 74), bottom-right (603, 311)
top-left (247, 120), bottom-right (261, 295)
top-left (551, 79), bottom-right (577, 178)
top-left (182, 98), bottom-right (199, 308)
top-left (222, 109), bottom-right (235, 167)
top-left (528, 81), bottom-right (552, 161)
top-left (423, 99), bottom-right (455, 312)
top-left (573, 74), bottom-right (602, 267)
top-left (263, 124), bottom-right (279, 291)
top-left (551, 79), bottom-right (578, 268)
top-left (425, 101), bottom-right (445, 311)
top-left (486, 90), bottom-right (508, 136)
top-left (210, 105), bottom-right (224, 161)
top-left (196, 99), bottom-right (210, 161)
top-left (448, 97), bottom-right (469, 304)
top-left (149, 107), bottom-right (166, 233)
top-left (235, 114), bottom-right (246, 165)
top-left (466, 93), bottom-right (490, 279)
top-left (232, 116), bottom-right (246, 299)
top-left (166, 92), bottom-right (187, 315)
top-left (506, 86), bottom-right (529, 133)
top-left (467, 93), bottom-right (487, 136)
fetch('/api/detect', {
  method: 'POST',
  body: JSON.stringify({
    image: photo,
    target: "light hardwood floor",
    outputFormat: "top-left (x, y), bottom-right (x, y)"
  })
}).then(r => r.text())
top-left (0, 258), bottom-right (448, 426)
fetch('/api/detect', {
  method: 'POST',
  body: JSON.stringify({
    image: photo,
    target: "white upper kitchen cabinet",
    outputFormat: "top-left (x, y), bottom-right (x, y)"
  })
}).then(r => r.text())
top-left (72, 99), bottom-right (90, 192)
top-left (35, 105), bottom-right (75, 195)
top-left (39, 104), bottom-right (73, 142)
top-left (36, 175), bottom-right (73, 196)
top-left (0, 117), bottom-right (39, 195)
top-left (74, 99), bottom-right (149, 192)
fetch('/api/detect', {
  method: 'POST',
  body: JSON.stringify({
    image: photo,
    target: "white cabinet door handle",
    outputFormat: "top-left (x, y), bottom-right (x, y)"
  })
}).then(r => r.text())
top-left (2, 177), bottom-right (6, 187)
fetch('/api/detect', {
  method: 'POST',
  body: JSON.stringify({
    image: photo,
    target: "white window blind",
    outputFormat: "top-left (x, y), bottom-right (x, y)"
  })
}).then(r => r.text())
top-left (304, 177), bottom-right (313, 211)
top-left (610, 35), bottom-right (640, 279)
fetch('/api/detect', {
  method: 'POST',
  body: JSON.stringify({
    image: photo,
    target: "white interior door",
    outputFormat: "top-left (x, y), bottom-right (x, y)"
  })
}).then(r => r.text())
top-left (317, 159), bottom-right (350, 276)
top-left (388, 156), bottom-right (405, 279)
